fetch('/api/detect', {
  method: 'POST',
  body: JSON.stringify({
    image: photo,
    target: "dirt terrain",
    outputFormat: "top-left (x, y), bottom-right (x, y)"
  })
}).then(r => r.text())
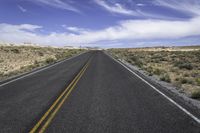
top-left (109, 46), bottom-right (200, 99)
top-left (0, 45), bottom-right (85, 81)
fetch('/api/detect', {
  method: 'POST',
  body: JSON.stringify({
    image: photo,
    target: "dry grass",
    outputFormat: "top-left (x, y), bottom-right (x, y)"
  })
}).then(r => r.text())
top-left (108, 46), bottom-right (200, 99)
top-left (0, 45), bottom-right (85, 81)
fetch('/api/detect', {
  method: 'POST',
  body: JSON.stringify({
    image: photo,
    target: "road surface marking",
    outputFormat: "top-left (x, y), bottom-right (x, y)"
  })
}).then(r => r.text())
top-left (30, 63), bottom-right (87, 133)
top-left (30, 60), bottom-right (90, 133)
top-left (108, 53), bottom-right (200, 124)
top-left (0, 52), bottom-right (87, 87)
top-left (38, 62), bottom-right (89, 133)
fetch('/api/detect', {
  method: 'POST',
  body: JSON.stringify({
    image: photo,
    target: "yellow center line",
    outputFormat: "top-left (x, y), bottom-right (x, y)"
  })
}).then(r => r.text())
top-left (38, 62), bottom-right (89, 133)
top-left (29, 59), bottom-right (91, 133)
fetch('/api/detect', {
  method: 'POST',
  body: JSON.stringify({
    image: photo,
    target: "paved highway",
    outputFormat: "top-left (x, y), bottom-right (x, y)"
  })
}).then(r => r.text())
top-left (0, 51), bottom-right (199, 133)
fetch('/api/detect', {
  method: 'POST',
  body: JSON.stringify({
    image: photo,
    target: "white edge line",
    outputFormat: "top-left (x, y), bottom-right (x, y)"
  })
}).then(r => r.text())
top-left (107, 53), bottom-right (200, 124)
top-left (0, 52), bottom-right (87, 87)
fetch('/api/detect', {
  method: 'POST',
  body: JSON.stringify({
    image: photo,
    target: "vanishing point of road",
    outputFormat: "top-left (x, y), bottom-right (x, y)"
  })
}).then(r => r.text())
top-left (0, 51), bottom-right (199, 133)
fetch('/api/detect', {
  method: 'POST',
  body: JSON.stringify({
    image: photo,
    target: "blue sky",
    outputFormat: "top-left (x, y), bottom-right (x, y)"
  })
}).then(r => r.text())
top-left (0, 0), bottom-right (200, 48)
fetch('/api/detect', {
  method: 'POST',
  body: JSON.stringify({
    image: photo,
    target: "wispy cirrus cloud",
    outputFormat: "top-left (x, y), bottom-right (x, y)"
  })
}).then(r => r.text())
top-left (94, 0), bottom-right (186, 20)
top-left (0, 24), bottom-right (42, 32)
top-left (154, 0), bottom-right (200, 16)
top-left (28, 0), bottom-right (80, 13)
top-left (17, 5), bottom-right (27, 12)
top-left (94, 0), bottom-right (138, 16)
top-left (62, 25), bottom-right (90, 34)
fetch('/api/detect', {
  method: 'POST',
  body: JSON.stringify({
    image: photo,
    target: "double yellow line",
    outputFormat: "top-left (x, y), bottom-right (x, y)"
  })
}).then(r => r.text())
top-left (30, 59), bottom-right (91, 133)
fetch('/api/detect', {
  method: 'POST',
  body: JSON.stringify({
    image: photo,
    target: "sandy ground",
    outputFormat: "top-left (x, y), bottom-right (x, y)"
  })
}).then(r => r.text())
top-left (108, 46), bottom-right (200, 99)
top-left (0, 45), bottom-right (85, 81)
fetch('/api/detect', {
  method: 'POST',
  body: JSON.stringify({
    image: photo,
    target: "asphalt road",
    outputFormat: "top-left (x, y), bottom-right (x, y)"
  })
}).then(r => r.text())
top-left (0, 51), bottom-right (199, 133)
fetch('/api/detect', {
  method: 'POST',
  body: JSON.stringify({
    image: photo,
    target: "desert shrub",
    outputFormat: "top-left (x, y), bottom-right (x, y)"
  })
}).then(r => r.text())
top-left (55, 50), bottom-right (80, 60)
top-left (174, 61), bottom-right (193, 70)
top-left (180, 78), bottom-right (188, 84)
top-left (175, 77), bottom-right (180, 81)
top-left (153, 59), bottom-right (160, 63)
top-left (20, 64), bottom-right (35, 72)
top-left (67, 50), bottom-right (77, 55)
top-left (0, 72), bottom-right (4, 76)
top-left (34, 60), bottom-right (40, 67)
top-left (130, 55), bottom-right (138, 62)
top-left (148, 72), bottom-right (153, 76)
top-left (151, 54), bottom-right (163, 59)
top-left (127, 55), bottom-right (143, 67)
top-left (3, 49), bottom-right (9, 52)
top-left (160, 74), bottom-right (171, 83)
top-left (153, 68), bottom-right (163, 75)
top-left (183, 73), bottom-right (189, 77)
top-left (20, 66), bottom-right (26, 70)
top-left (196, 78), bottom-right (200, 86)
top-left (145, 66), bottom-right (154, 76)
top-left (170, 68), bottom-right (177, 72)
top-left (171, 54), bottom-right (177, 58)
top-left (191, 72), bottom-right (198, 78)
top-left (26, 64), bottom-right (36, 70)
top-left (38, 51), bottom-right (44, 56)
top-left (55, 53), bottom-right (63, 60)
top-left (135, 60), bottom-right (143, 68)
top-left (11, 48), bottom-right (20, 54)
top-left (0, 59), bottom-right (3, 63)
top-left (187, 80), bottom-right (193, 84)
top-left (180, 63), bottom-right (193, 70)
top-left (3, 70), bottom-right (19, 77)
top-left (191, 90), bottom-right (200, 99)
top-left (127, 59), bottom-right (132, 63)
top-left (55, 52), bottom-right (72, 60)
top-left (45, 57), bottom-right (55, 64)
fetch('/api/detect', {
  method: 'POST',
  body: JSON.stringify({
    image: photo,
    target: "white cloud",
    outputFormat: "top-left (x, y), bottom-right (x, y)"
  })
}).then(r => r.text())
top-left (62, 25), bottom-right (90, 34)
top-left (94, 0), bottom-right (138, 16)
top-left (154, 0), bottom-right (200, 16)
top-left (17, 5), bottom-right (27, 12)
top-left (0, 24), bottom-right (42, 32)
top-left (66, 27), bottom-right (82, 32)
top-left (29, 0), bottom-right (80, 12)
top-left (136, 3), bottom-right (145, 7)
top-left (0, 24), bottom-right (43, 44)
top-left (1, 17), bottom-right (200, 47)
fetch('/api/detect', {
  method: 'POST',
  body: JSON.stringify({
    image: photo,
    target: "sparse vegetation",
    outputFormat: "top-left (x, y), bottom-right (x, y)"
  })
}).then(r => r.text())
top-left (180, 78), bottom-right (188, 84)
top-left (160, 74), bottom-right (171, 83)
top-left (0, 45), bottom-right (86, 81)
top-left (153, 68), bottom-right (163, 75)
top-left (109, 46), bottom-right (200, 99)
top-left (196, 78), bottom-right (200, 85)
top-left (45, 57), bottom-right (56, 64)
top-left (174, 61), bottom-right (193, 70)
top-left (11, 48), bottom-right (20, 54)
top-left (191, 90), bottom-right (200, 99)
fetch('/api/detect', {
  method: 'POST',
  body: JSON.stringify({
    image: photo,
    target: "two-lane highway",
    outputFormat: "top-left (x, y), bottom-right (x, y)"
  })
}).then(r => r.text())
top-left (0, 51), bottom-right (199, 133)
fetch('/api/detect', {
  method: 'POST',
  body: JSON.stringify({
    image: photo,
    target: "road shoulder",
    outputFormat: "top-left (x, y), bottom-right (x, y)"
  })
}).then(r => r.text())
top-left (105, 51), bottom-right (200, 123)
